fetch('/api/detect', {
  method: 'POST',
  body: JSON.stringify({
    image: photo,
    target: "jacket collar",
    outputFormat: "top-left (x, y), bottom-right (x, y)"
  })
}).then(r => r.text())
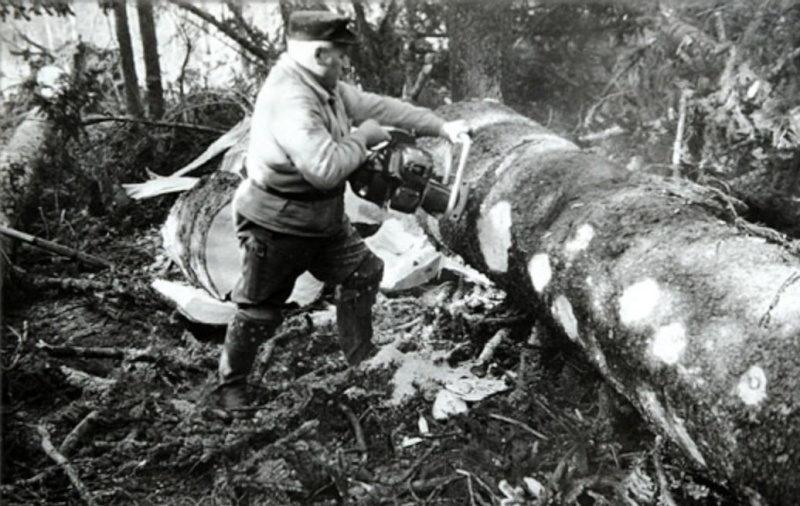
top-left (277, 53), bottom-right (336, 103)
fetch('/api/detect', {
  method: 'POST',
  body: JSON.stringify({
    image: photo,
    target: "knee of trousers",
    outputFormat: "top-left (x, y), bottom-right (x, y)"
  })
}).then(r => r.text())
top-left (341, 253), bottom-right (384, 292)
top-left (235, 305), bottom-right (283, 327)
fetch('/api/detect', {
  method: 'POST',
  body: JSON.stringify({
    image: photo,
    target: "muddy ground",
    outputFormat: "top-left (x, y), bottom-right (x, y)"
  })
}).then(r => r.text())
top-left (0, 206), bottom-right (745, 506)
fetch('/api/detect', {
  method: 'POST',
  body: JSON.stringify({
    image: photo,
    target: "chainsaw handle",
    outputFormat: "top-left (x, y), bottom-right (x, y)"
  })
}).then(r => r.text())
top-left (445, 134), bottom-right (471, 219)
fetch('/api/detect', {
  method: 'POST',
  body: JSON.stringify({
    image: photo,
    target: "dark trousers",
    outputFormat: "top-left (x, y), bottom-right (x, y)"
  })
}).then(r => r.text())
top-left (218, 216), bottom-right (383, 383)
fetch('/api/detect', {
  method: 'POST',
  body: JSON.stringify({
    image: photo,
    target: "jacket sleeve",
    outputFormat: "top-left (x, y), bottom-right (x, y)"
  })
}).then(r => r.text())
top-left (269, 92), bottom-right (373, 191)
top-left (339, 82), bottom-right (445, 136)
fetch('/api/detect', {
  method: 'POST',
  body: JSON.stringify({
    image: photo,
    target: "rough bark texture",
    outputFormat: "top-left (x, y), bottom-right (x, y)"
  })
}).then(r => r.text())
top-left (418, 100), bottom-right (800, 505)
top-left (136, 0), bottom-right (165, 119)
top-left (161, 171), bottom-right (240, 299)
top-left (0, 109), bottom-right (52, 328)
top-left (445, 0), bottom-right (509, 102)
top-left (112, 0), bottom-right (144, 118)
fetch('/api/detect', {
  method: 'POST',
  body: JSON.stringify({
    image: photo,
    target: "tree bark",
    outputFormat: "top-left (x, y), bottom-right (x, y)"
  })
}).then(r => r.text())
top-left (111, 0), bottom-right (144, 118)
top-left (418, 100), bottom-right (800, 505)
top-left (0, 109), bottom-right (53, 333)
top-left (136, 0), bottom-right (165, 119)
top-left (445, 0), bottom-right (510, 101)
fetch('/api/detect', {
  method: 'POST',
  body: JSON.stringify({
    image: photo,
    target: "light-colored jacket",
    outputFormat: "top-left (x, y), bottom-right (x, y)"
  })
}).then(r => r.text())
top-left (234, 53), bottom-right (445, 236)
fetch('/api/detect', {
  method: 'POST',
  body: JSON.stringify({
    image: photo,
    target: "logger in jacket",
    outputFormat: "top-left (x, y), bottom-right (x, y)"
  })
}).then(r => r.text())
top-left (215, 10), bottom-right (470, 409)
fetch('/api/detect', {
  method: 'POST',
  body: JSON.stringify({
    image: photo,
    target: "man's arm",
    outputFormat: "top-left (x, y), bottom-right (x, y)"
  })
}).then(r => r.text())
top-left (339, 82), bottom-right (445, 137)
top-left (270, 93), bottom-right (389, 191)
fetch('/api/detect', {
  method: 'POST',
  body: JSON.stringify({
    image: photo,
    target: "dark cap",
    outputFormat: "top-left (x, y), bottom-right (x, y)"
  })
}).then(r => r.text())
top-left (287, 11), bottom-right (359, 45)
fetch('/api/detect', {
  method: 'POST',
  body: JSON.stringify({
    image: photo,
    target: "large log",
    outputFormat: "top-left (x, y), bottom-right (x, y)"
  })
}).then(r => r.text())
top-left (419, 101), bottom-right (800, 505)
top-left (0, 108), bottom-right (53, 329)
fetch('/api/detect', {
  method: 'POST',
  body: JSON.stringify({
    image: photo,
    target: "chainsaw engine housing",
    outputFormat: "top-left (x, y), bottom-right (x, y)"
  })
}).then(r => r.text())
top-left (348, 129), bottom-right (456, 216)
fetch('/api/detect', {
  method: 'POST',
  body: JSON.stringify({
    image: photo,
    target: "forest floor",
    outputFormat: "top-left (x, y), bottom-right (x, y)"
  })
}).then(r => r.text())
top-left (1, 213), bottom-right (744, 506)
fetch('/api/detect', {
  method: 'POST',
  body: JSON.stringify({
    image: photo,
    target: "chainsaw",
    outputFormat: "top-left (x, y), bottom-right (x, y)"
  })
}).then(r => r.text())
top-left (348, 128), bottom-right (471, 221)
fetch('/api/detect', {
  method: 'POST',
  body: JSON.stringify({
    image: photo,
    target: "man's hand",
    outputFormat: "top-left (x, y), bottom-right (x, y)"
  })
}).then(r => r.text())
top-left (440, 120), bottom-right (470, 143)
top-left (357, 119), bottom-right (392, 148)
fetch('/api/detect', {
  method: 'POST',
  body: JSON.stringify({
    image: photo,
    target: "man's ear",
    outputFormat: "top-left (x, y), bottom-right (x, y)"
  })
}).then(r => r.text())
top-left (314, 46), bottom-right (329, 65)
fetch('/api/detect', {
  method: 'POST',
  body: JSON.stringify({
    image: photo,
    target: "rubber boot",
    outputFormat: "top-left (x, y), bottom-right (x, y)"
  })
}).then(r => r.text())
top-left (215, 315), bottom-right (278, 409)
top-left (335, 283), bottom-right (379, 366)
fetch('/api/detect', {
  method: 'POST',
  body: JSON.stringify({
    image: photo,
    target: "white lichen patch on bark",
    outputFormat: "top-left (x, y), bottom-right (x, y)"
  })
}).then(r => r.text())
top-left (736, 365), bottom-right (768, 406)
top-left (552, 295), bottom-right (579, 341)
top-left (565, 223), bottom-right (595, 257)
top-left (478, 200), bottom-right (513, 272)
top-left (619, 279), bottom-right (661, 326)
top-left (651, 323), bottom-right (687, 365)
top-left (528, 253), bottom-right (552, 293)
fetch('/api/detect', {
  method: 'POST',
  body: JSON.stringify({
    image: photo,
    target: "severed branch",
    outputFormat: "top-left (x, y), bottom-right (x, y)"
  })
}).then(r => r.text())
top-left (81, 114), bottom-right (225, 134)
top-left (59, 410), bottom-right (100, 457)
top-left (339, 402), bottom-right (368, 455)
top-left (0, 225), bottom-right (112, 269)
top-left (38, 342), bottom-right (206, 372)
top-left (37, 424), bottom-right (97, 506)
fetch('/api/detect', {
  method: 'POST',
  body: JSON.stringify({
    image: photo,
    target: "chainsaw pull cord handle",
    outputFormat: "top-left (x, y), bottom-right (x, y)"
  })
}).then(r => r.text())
top-left (445, 134), bottom-right (471, 218)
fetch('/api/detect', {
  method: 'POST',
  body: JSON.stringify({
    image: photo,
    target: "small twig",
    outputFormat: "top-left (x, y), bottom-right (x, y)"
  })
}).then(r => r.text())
top-left (455, 469), bottom-right (498, 504)
top-left (81, 114), bottom-right (226, 134)
top-left (471, 328), bottom-right (509, 377)
top-left (456, 469), bottom-right (478, 506)
top-left (672, 88), bottom-right (692, 178)
top-left (488, 413), bottom-right (549, 441)
top-left (339, 402), bottom-right (368, 455)
top-left (36, 424), bottom-right (97, 506)
top-left (2, 322), bottom-right (28, 371)
top-left (392, 445), bottom-right (436, 486)
top-left (59, 410), bottom-right (99, 457)
top-left (395, 316), bottom-right (423, 332)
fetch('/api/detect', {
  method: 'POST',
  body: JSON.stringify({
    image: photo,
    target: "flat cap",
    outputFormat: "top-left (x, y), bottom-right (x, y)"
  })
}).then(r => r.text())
top-left (287, 11), bottom-right (359, 45)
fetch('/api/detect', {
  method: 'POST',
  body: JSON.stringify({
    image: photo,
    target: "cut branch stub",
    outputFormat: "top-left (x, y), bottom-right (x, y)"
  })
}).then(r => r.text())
top-left (419, 100), bottom-right (800, 504)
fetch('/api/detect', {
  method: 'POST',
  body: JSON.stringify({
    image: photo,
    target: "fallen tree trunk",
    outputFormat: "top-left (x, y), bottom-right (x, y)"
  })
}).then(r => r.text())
top-left (0, 108), bottom-right (53, 328)
top-left (419, 100), bottom-right (800, 505)
top-left (728, 162), bottom-right (800, 239)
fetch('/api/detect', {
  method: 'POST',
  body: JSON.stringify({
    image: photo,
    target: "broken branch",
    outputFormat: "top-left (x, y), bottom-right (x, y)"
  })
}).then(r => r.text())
top-left (488, 413), bottom-right (549, 441)
top-left (339, 402), bottom-right (368, 455)
top-left (59, 410), bottom-right (100, 457)
top-left (36, 424), bottom-right (97, 506)
top-left (0, 224), bottom-right (112, 269)
top-left (81, 114), bottom-right (226, 134)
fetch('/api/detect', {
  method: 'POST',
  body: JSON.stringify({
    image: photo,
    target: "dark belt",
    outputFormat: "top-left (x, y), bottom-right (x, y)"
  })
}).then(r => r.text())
top-left (254, 181), bottom-right (344, 202)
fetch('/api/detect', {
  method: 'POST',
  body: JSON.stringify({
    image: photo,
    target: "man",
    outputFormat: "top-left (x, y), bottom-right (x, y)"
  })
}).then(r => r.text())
top-left (216, 10), bottom-right (470, 409)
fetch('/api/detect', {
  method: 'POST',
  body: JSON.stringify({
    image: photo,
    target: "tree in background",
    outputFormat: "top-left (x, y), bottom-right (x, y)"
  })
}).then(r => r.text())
top-left (136, 0), bottom-right (164, 119)
top-left (444, 0), bottom-right (510, 102)
top-left (106, 0), bottom-right (144, 118)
